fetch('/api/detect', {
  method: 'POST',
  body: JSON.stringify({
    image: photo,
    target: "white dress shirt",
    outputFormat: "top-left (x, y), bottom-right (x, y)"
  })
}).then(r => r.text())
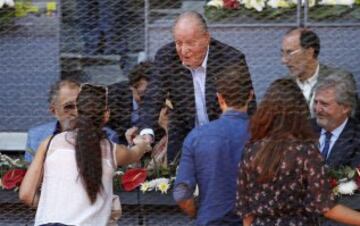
top-left (319, 118), bottom-right (348, 159)
top-left (296, 64), bottom-right (319, 116)
top-left (185, 48), bottom-right (210, 127)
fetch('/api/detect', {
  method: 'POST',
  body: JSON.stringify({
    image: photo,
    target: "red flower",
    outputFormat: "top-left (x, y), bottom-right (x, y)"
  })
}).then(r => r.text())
top-left (223, 0), bottom-right (240, 9)
top-left (2, 169), bottom-right (26, 190)
top-left (329, 178), bottom-right (338, 189)
top-left (356, 167), bottom-right (360, 187)
top-left (121, 168), bottom-right (147, 192)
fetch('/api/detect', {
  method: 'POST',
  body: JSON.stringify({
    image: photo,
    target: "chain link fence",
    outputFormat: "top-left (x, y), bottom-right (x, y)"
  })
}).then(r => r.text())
top-left (0, 0), bottom-right (360, 225)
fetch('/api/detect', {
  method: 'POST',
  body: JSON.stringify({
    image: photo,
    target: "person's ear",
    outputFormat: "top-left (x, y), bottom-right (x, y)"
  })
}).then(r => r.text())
top-left (247, 90), bottom-right (254, 104)
top-left (305, 47), bottom-right (315, 59)
top-left (49, 104), bottom-right (56, 116)
top-left (204, 31), bottom-right (211, 44)
top-left (216, 92), bottom-right (227, 110)
top-left (103, 109), bottom-right (110, 124)
top-left (342, 104), bottom-right (351, 117)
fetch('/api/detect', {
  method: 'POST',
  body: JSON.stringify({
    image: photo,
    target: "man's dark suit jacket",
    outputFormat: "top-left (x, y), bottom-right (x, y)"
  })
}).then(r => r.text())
top-left (107, 80), bottom-right (133, 145)
top-left (312, 118), bottom-right (360, 168)
top-left (140, 38), bottom-right (256, 162)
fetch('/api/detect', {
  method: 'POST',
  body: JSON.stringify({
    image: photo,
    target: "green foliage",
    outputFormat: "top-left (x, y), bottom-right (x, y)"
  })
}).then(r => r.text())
top-left (328, 166), bottom-right (357, 180)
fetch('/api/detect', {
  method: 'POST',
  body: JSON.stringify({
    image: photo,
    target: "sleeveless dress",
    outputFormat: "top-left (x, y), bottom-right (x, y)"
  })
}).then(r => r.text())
top-left (35, 131), bottom-right (117, 226)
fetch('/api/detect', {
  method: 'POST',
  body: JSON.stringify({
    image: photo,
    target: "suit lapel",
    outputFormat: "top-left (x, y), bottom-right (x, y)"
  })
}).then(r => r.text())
top-left (206, 40), bottom-right (222, 121)
top-left (327, 119), bottom-right (355, 167)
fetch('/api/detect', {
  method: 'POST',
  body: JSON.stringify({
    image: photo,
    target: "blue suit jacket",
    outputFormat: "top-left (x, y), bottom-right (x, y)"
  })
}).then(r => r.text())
top-left (25, 121), bottom-right (119, 162)
top-left (312, 118), bottom-right (360, 168)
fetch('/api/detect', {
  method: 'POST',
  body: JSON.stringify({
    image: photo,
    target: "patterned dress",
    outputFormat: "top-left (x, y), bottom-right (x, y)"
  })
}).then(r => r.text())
top-left (236, 141), bottom-right (336, 226)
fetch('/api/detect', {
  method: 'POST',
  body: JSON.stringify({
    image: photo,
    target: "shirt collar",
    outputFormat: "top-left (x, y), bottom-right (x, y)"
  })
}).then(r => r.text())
top-left (132, 97), bottom-right (139, 110)
top-left (201, 46), bottom-right (209, 70)
top-left (321, 117), bottom-right (348, 139)
top-left (54, 121), bottom-right (62, 135)
top-left (222, 109), bottom-right (249, 120)
top-left (296, 63), bottom-right (320, 85)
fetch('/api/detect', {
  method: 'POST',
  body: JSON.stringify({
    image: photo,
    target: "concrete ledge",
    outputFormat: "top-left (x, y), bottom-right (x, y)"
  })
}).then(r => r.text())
top-left (0, 132), bottom-right (27, 151)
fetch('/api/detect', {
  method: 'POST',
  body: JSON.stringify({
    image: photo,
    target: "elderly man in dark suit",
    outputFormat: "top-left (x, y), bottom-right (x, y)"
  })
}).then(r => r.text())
top-left (140, 11), bottom-right (256, 163)
top-left (281, 27), bottom-right (359, 118)
top-left (313, 73), bottom-right (360, 168)
top-left (313, 73), bottom-right (360, 226)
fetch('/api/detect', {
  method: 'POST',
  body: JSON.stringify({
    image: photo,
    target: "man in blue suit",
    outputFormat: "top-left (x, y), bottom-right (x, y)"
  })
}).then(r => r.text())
top-left (25, 80), bottom-right (118, 162)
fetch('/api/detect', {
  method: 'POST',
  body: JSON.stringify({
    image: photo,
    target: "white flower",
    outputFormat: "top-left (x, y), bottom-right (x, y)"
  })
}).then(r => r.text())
top-left (337, 180), bottom-right (358, 195)
top-left (0, 0), bottom-right (15, 8)
top-left (0, 153), bottom-right (25, 168)
top-left (148, 178), bottom-right (170, 188)
top-left (140, 182), bottom-right (151, 193)
top-left (242, 0), bottom-right (266, 12)
top-left (157, 182), bottom-right (170, 194)
top-left (290, 0), bottom-right (316, 7)
top-left (206, 0), bottom-right (224, 8)
top-left (319, 0), bottom-right (354, 6)
top-left (6, 0), bottom-right (14, 7)
top-left (114, 170), bottom-right (124, 176)
top-left (268, 0), bottom-right (293, 8)
top-left (141, 178), bottom-right (171, 193)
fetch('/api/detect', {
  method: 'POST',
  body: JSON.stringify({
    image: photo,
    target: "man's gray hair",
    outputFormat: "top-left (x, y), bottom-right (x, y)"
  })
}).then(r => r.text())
top-left (48, 79), bottom-right (80, 105)
top-left (172, 11), bottom-right (208, 33)
top-left (314, 72), bottom-right (357, 116)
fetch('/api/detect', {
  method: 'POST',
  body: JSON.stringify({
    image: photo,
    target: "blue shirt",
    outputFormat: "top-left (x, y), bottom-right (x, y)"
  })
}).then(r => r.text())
top-left (174, 110), bottom-right (249, 226)
top-left (319, 118), bottom-right (348, 159)
top-left (25, 120), bottom-right (119, 162)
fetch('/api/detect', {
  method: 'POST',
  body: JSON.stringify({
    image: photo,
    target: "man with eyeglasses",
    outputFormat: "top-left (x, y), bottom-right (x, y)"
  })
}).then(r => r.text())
top-left (25, 79), bottom-right (118, 162)
top-left (281, 27), bottom-right (358, 117)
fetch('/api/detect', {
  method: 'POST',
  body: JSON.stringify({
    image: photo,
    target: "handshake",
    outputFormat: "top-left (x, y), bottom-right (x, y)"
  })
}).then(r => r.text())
top-left (125, 127), bottom-right (154, 152)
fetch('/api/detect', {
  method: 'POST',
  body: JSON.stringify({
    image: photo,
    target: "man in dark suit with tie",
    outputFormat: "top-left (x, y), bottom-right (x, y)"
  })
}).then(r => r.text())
top-left (313, 72), bottom-right (360, 168)
top-left (140, 11), bottom-right (256, 163)
top-left (313, 72), bottom-right (360, 226)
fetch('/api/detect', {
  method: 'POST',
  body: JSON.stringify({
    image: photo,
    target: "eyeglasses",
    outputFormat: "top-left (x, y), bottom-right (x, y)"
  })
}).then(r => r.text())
top-left (80, 83), bottom-right (109, 107)
top-left (281, 48), bottom-right (302, 59)
top-left (62, 102), bottom-right (76, 112)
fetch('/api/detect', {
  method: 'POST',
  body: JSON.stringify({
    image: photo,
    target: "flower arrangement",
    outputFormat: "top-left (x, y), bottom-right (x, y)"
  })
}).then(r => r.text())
top-left (115, 166), bottom-right (175, 194)
top-left (328, 166), bottom-right (360, 196)
top-left (140, 177), bottom-right (175, 194)
top-left (205, 0), bottom-right (360, 21)
top-left (0, 153), bottom-right (28, 191)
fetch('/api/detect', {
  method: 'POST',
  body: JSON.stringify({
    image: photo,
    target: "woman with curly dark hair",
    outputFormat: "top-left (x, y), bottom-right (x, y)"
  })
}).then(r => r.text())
top-left (236, 78), bottom-right (360, 226)
top-left (20, 84), bottom-right (151, 226)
